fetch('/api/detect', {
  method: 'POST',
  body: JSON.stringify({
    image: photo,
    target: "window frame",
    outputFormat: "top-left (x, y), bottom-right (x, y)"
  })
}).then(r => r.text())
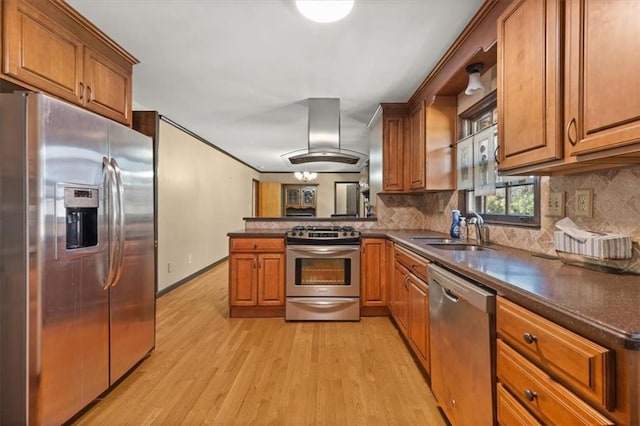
top-left (458, 93), bottom-right (541, 228)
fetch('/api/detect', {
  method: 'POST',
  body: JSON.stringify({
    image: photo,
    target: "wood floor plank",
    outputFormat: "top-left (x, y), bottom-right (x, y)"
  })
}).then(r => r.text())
top-left (73, 262), bottom-right (445, 425)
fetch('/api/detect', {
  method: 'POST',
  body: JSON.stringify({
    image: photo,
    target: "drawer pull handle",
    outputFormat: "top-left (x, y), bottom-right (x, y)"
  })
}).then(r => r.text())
top-left (524, 389), bottom-right (537, 402)
top-left (523, 332), bottom-right (537, 344)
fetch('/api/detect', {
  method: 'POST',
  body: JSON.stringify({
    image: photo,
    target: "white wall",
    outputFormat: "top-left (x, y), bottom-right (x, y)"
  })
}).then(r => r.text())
top-left (260, 172), bottom-right (362, 217)
top-left (157, 120), bottom-right (259, 292)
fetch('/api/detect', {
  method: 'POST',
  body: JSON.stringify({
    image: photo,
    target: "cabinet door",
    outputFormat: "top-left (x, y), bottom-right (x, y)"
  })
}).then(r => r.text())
top-left (424, 96), bottom-right (456, 191)
top-left (408, 103), bottom-right (426, 190)
top-left (393, 264), bottom-right (410, 336)
top-left (360, 238), bottom-right (386, 307)
top-left (229, 253), bottom-right (257, 306)
top-left (83, 47), bottom-right (132, 124)
top-left (566, 0), bottom-right (640, 156)
top-left (257, 253), bottom-right (284, 306)
top-left (382, 115), bottom-right (405, 191)
top-left (408, 276), bottom-right (429, 373)
top-left (285, 187), bottom-right (300, 207)
top-left (3, 0), bottom-right (83, 104)
top-left (301, 187), bottom-right (316, 208)
top-left (497, 0), bottom-right (563, 171)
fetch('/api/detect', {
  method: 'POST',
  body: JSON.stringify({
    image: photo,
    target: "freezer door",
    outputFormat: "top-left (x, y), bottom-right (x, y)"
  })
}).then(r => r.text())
top-left (37, 94), bottom-right (111, 424)
top-left (108, 121), bottom-right (155, 384)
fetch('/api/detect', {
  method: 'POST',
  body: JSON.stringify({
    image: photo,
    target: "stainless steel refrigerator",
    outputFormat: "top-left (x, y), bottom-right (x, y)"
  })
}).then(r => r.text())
top-left (0, 92), bottom-right (155, 425)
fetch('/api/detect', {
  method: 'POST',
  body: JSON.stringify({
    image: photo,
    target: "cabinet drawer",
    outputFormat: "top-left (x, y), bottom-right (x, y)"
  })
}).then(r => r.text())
top-left (497, 298), bottom-right (613, 409)
top-left (230, 238), bottom-right (284, 253)
top-left (497, 382), bottom-right (542, 426)
top-left (395, 246), bottom-right (429, 282)
top-left (497, 340), bottom-right (613, 425)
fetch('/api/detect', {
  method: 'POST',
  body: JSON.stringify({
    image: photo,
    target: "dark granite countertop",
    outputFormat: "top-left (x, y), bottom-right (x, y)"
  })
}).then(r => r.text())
top-left (228, 227), bottom-right (640, 350)
top-left (227, 228), bottom-right (289, 237)
top-left (384, 229), bottom-right (640, 351)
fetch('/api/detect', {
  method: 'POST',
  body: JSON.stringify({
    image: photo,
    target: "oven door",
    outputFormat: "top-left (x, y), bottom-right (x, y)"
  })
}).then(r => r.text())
top-left (286, 244), bottom-right (360, 297)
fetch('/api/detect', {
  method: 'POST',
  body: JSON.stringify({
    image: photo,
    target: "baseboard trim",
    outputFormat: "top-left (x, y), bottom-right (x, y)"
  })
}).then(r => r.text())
top-left (156, 257), bottom-right (228, 298)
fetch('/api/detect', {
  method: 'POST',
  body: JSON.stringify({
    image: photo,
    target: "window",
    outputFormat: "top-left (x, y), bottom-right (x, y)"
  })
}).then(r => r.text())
top-left (459, 96), bottom-right (540, 227)
top-left (466, 176), bottom-right (540, 227)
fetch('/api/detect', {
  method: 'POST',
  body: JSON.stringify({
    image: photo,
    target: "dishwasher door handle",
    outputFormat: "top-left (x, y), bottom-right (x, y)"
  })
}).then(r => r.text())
top-left (443, 288), bottom-right (460, 303)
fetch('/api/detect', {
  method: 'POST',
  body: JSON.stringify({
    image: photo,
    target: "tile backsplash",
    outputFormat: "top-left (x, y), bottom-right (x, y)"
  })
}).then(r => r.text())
top-left (373, 165), bottom-right (640, 255)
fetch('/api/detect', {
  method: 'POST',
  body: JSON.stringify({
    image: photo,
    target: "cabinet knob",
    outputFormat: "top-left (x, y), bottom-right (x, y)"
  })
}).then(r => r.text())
top-left (523, 332), bottom-right (537, 344)
top-left (79, 82), bottom-right (85, 100)
top-left (524, 389), bottom-right (537, 402)
top-left (494, 144), bottom-right (500, 164)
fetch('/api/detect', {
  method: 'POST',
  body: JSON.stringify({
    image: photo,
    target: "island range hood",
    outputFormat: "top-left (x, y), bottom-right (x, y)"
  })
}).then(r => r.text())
top-left (287, 98), bottom-right (362, 165)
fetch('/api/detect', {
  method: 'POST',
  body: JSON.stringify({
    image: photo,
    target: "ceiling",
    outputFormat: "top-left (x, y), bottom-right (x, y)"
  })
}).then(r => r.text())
top-left (68, 0), bottom-right (485, 173)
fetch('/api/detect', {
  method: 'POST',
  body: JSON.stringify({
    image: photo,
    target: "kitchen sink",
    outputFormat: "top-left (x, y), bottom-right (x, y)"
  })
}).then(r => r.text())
top-left (410, 237), bottom-right (458, 244)
top-left (428, 244), bottom-right (491, 251)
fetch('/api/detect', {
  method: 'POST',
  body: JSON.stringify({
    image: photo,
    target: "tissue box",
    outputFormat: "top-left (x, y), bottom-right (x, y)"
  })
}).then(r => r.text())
top-left (553, 231), bottom-right (632, 259)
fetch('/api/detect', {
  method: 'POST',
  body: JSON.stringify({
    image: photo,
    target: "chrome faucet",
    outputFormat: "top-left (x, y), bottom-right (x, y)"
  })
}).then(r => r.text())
top-left (467, 211), bottom-right (486, 245)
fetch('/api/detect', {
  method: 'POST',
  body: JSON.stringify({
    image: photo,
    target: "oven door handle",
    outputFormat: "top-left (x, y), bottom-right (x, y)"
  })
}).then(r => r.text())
top-left (288, 298), bottom-right (357, 309)
top-left (288, 246), bottom-right (360, 256)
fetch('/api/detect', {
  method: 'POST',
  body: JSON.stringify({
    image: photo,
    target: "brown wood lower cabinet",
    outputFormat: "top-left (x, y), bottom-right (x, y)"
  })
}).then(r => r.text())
top-left (360, 238), bottom-right (388, 316)
top-left (389, 244), bottom-right (430, 373)
top-left (228, 237), bottom-right (285, 318)
top-left (496, 297), bottom-right (615, 425)
top-left (408, 275), bottom-right (429, 373)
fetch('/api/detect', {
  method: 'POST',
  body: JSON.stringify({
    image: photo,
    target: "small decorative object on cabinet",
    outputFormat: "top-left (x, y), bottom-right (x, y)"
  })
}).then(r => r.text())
top-left (229, 237), bottom-right (285, 318)
top-left (2, 0), bottom-right (137, 125)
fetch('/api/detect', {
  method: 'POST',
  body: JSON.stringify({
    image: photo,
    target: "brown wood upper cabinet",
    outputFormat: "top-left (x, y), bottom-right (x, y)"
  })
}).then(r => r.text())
top-left (2, 0), bottom-right (136, 125)
top-left (498, 0), bottom-right (640, 174)
top-left (497, 0), bottom-right (563, 171)
top-left (382, 111), bottom-right (406, 192)
top-left (408, 97), bottom-right (456, 191)
top-left (565, 0), bottom-right (640, 157)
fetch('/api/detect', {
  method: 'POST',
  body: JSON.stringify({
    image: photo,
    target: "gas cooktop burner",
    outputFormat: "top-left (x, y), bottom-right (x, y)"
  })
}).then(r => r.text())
top-left (287, 225), bottom-right (360, 244)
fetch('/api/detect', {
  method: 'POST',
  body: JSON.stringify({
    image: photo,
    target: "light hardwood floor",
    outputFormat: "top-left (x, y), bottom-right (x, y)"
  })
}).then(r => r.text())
top-left (74, 262), bottom-right (446, 425)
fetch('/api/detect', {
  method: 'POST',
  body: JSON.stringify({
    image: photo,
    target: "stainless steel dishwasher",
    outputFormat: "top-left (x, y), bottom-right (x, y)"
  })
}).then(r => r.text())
top-left (428, 264), bottom-right (496, 425)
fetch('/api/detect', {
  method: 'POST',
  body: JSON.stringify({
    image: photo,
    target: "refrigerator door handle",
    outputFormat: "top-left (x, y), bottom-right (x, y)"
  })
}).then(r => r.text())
top-left (103, 156), bottom-right (117, 289)
top-left (110, 158), bottom-right (126, 286)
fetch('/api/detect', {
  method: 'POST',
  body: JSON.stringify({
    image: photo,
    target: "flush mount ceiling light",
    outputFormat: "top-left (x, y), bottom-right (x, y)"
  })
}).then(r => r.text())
top-left (296, 0), bottom-right (354, 23)
top-left (295, 171), bottom-right (318, 182)
top-left (464, 63), bottom-right (485, 96)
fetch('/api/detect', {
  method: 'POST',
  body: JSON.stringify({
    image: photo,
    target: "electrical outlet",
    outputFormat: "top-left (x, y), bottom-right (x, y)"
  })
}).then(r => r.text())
top-left (547, 191), bottom-right (565, 217)
top-left (188, 254), bottom-right (192, 264)
top-left (575, 189), bottom-right (593, 217)
top-left (168, 262), bottom-right (173, 273)
top-left (437, 197), bottom-right (445, 213)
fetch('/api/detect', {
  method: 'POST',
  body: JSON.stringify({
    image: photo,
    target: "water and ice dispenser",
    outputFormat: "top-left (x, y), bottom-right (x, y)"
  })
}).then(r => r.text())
top-left (64, 187), bottom-right (98, 249)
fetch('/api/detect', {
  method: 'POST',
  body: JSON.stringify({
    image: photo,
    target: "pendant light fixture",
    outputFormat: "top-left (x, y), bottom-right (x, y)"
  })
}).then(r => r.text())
top-left (296, 0), bottom-right (354, 23)
top-left (294, 171), bottom-right (318, 182)
top-left (464, 63), bottom-right (485, 96)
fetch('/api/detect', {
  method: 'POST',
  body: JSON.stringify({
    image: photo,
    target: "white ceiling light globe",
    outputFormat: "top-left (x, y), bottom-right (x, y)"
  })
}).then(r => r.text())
top-left (296, 0), bottom-right (355, 23)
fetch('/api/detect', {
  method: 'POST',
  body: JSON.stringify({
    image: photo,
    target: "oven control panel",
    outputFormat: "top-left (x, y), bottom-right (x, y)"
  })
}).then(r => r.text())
top-left (287, 226), bottom-right (360, 243)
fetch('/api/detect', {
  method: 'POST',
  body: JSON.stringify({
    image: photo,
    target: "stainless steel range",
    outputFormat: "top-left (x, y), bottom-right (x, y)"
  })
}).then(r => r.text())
top-left (285, 226), bottom-right (361, 321)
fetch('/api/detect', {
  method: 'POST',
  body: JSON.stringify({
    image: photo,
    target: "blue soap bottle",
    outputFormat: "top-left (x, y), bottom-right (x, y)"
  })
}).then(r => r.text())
top-left (450, 210), bottom-right (461, 239)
